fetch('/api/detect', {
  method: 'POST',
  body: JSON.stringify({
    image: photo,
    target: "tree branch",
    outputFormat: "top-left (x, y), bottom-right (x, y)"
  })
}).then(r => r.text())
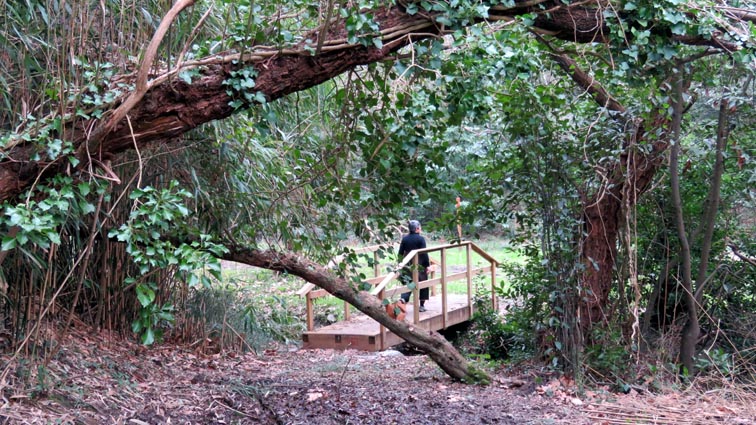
top-left (549, 53), bottom-right (627, 115)
top-left (85, 0), bottom-right (197, 151)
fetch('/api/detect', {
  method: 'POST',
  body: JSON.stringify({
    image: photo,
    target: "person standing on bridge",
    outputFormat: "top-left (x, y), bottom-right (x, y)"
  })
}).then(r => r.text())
top-left (398, 220), bottom-right (430, 312)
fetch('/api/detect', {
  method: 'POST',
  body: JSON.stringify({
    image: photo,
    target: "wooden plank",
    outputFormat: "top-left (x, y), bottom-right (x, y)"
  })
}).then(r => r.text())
top-left (430, 257), bottom-right (440, 297)
top-left (491, 261), bottom-right (497, 311)
top-left (311, 269), bottom-right (485, 300)
top-left (297, 282), bottom-right (316, 296)
top-left (412, 255), bottom-right (420, 324)
top-left (382, 268), bottom-right (487, 299)
top-left (378, 288), bottom-right (386, 350)
top-left (469, 242), bottom-right (500, 265)
top-left (371, 243), bottom-right (453, 295)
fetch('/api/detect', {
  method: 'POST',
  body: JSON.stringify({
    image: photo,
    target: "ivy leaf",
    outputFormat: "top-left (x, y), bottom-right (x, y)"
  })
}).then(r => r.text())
top-left (179, 70), bottom-right (193, 84)
top-left (1, 236), bottom-right (16, 251)
top-left (47, 231), bottom-right (61, 245)
top-left (81, 202), bottom-right (96, 214)
top-left (136, 284), bottom-right (156, 307)
top-left (78, 182), bottom-right (91, 196)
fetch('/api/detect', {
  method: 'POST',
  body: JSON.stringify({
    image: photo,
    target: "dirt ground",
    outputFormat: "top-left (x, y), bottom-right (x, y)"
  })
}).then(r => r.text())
top-left (0, 326), bottom-right (754, 424)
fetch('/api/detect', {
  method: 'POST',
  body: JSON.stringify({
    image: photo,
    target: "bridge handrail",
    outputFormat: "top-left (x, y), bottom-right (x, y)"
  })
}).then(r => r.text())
top-left (370, 241), bottom-right (497, 295)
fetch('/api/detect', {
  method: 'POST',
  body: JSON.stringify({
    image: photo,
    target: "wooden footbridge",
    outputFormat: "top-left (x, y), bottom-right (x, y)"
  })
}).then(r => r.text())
top-left (297, 241), bottom-right (499, 351)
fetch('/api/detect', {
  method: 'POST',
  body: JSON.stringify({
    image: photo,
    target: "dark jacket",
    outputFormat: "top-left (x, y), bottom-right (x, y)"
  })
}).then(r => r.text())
top-left (398, 233), bottom-right (429, 269)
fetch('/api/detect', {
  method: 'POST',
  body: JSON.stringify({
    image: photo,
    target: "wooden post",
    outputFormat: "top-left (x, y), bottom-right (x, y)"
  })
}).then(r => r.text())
top-left (491, 261), bottom-right (497, 312)
top-left (413, 255), bottom-right (420, 324)
top-left (466, 243), bottom-right (473, 318)
top-left (373, 251), bottom-right (380, 278)
top-left (306, 293), bottom-right (314, 331)
top-left (441, 247), bottom-right (448, 329)
top-left (344, 300), bottom-right (350, 321)
top-left (379, 289), bottom-right (386, 350)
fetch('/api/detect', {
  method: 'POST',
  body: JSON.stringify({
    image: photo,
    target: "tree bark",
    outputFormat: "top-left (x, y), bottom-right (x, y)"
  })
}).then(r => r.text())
top-left (221, 244), bottom-right (490, 384)
top-left (578, 116), bottom-right (674, 329)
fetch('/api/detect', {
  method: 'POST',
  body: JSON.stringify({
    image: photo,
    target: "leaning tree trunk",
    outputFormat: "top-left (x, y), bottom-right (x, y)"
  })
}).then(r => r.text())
top-left (222, 244), bottom-right (490, 384)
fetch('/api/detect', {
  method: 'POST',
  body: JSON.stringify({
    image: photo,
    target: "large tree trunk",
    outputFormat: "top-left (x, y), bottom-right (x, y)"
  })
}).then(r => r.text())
top-left (550, 54), bottom-right (672, 330)
top-left (221, 245), bottom-right (489, 384)
top-left (579, 123), bottom-right (671, 329)
top-left (579, 186), bottom-right (623, 327)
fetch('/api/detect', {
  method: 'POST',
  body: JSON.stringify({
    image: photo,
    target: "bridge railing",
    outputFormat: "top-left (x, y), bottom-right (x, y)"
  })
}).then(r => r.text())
top-left (297, 241), bottom-right (499, 335)
top-left (371, 241), bottom-right (498, 344)
top-left (296, 244), bottom-right (397, 331)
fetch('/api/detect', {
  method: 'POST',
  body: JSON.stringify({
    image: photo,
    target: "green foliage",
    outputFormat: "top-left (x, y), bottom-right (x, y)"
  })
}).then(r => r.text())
top-left (242, 295), bottom-right (301, 347)
top-left (455, 275), bottom-right (529, 361)
top-left (584, 327), bottom-right (634, 391)
top-left (633, 56), bottom-right (755, 362)
top-left (498, 259), bottom-right (551, 352)
top-left (695, 347), bottom-right (736, 376)
top-left (1, 176), bottom-right (101, 250)
top-left (466, 302), bottom-right (510, 361)
top-left (409, 0), bottom-right (499, 29)
top-left (342, 8), bottom-right (381, 48)
top-left (107, 180), bottom-right (227, 344)
top-left (132, 299), bottom-right (175, 345)
top-left (108, 181), bottom-right (226, 277)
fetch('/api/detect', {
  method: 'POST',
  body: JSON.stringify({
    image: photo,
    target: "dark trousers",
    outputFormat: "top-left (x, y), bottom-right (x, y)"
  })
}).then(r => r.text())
top-left (400, 271), bottom-right (429, 303)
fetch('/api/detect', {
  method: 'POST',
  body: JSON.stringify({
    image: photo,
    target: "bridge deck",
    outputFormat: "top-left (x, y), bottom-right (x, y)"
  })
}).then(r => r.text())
top-left (302, 293), bottom-right (472, 351)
